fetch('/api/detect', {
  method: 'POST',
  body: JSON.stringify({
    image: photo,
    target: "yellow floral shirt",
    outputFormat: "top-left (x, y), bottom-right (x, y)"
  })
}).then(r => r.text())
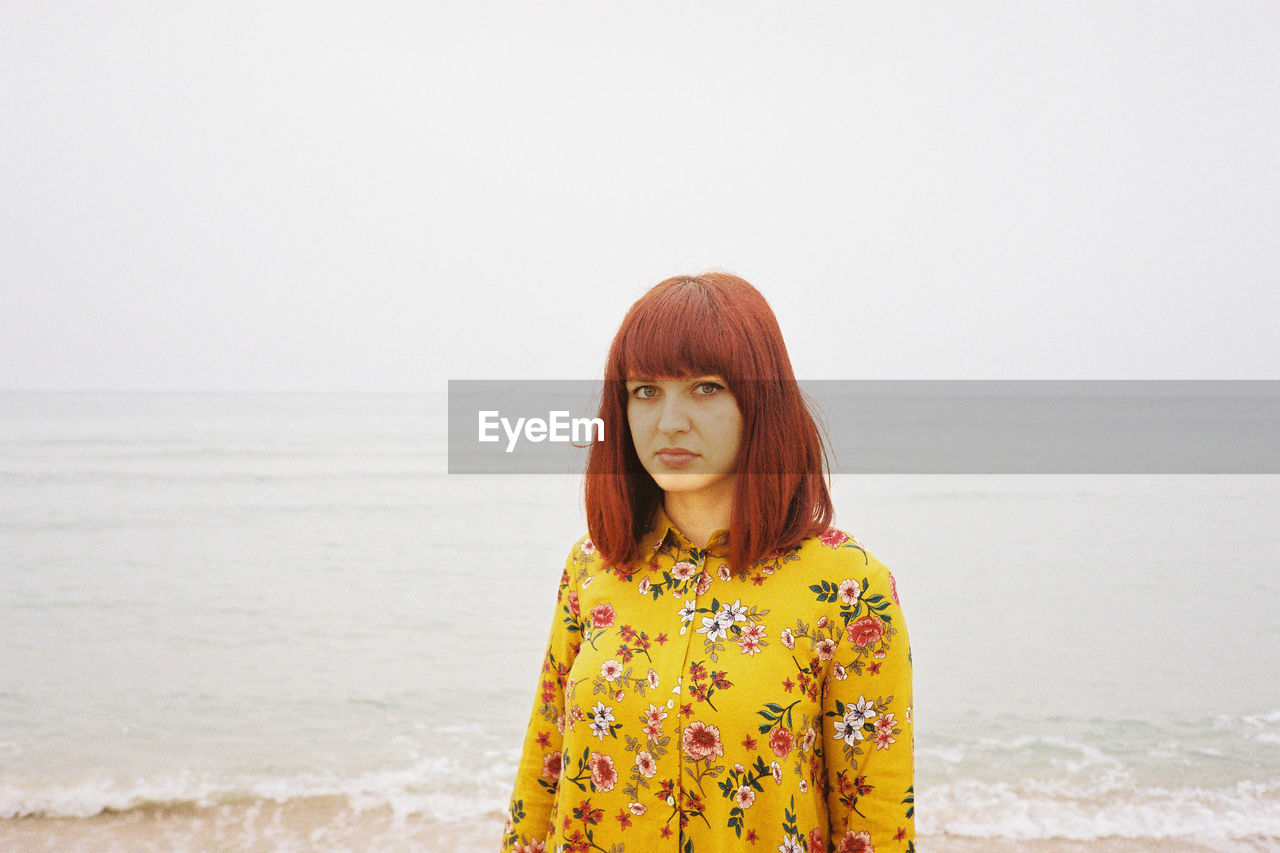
top-left (502, 508), bottom-right (914, 853)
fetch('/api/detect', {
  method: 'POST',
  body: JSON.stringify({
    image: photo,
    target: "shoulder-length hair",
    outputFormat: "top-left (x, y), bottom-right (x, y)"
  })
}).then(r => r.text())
top-left (585, 272), bottom-right (833, 574)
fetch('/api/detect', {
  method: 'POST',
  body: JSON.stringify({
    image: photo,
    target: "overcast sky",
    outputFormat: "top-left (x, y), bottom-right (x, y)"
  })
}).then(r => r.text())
top-left (2, 1), bottom-right (1277, 391)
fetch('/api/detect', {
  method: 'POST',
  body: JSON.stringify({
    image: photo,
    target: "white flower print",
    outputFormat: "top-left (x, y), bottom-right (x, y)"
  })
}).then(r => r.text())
top-left (638, 577), bottom-right (650, 595)
top-left (678, 600), bottom-right (697, 635)
top-left (698, 614), bottom-right (728, 642)
top-left (719, 599), bottom-right (749, 628)
top-left (849, 696), bottom-right (878, 723)
top-left (735, 785), bottom-right (756, 809)
top-left (778, 834), bottom-right (804, 853)
top-left (601, 660), bottom-right (623, 682)
top-left (771, 761), bottom-right (782, 784)
top-left (588, 702), bottom-right (615, 741)
top-left (838, 578), bottom-right (862, 605)
top-left (832, 696), bottom-right (878, 747)
top-left (780, 628), bottom-right (795, 650)
top-left (717, 564), bottom-right (731, 581)
top-left (647, 669), bottom-right (660, 689)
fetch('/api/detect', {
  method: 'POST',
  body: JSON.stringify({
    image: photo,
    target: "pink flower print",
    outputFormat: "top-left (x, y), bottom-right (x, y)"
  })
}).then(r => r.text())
top-left (819, 529), bottom-right (850, 548)
top-left (671, 561), bottom-right (697, 582)
top-left (590, 603), bottom-right (615, 629)
top-left (681, 721), bottom-right (724, 761)
top-left (635, 751), bottom-right (657, 778)
top-left (589, 752), bottom-right (617, 792)
top-left (836, 830), bottom-right (874, 853)
top-left (847, 615), bottom-right (885, 649)
top-left (768, 727), bottom-right (794, 759)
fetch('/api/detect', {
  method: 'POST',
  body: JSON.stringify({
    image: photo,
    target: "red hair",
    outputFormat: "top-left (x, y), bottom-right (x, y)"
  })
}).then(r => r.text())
top-left (584, 272), bottom-right (833, 574)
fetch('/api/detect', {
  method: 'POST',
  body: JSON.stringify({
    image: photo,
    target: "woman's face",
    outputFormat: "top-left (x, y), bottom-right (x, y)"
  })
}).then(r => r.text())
top-left (625, 375), bottom-right (743, 504)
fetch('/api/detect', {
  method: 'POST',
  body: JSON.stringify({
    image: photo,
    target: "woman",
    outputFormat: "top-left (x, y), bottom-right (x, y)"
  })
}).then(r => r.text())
top-left (502, 274), bottom-right (913, 853)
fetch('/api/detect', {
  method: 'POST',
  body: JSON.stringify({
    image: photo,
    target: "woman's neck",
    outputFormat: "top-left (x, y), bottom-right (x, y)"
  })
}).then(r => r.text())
top-left (662, 481), bottom-right (735, 549)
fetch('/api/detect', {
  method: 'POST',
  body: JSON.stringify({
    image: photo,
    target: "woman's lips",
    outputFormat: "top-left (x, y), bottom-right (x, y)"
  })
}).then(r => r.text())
top-left (656, 449), bottom-right (698, 468)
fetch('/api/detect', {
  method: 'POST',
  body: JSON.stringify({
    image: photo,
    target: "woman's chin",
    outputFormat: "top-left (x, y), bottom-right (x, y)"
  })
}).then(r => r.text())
top-left (648, 471), bottom-right (735, 499)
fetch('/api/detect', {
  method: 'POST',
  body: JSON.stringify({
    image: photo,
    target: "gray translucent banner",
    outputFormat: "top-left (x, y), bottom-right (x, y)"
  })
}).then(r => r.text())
top-left (447, 380), bottom-right (1278, 474)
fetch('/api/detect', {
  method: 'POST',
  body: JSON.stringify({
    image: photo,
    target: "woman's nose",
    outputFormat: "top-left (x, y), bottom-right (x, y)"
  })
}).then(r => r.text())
top-left (657, 396), bottom-right (691, 434)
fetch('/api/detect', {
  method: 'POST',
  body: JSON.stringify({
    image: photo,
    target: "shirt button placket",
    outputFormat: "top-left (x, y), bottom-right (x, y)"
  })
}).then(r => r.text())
top-left (674, 545), bottom-right (707, 853)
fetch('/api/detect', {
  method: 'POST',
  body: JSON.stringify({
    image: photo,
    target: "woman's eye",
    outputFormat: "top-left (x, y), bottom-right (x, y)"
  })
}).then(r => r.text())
top-left (631, 385), bottom-right (658, 399)
top-left (695, 382), bottom-right (724, 396)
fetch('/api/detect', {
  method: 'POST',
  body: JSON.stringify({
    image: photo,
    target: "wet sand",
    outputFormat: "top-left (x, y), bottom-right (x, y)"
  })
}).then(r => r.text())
top-left (1, 804), bottom-right (1274, 853)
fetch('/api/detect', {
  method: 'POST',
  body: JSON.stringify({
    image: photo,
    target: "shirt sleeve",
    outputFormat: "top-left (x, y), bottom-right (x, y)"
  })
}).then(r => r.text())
top-left (500, 541), bottom-right (585, 852)
top-left (822, 555), bottom-right (915, 852)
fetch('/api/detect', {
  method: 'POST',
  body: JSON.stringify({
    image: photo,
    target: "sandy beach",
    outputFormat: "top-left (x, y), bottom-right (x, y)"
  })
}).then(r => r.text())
top-left (1, 804), bottom-right (1274, 853)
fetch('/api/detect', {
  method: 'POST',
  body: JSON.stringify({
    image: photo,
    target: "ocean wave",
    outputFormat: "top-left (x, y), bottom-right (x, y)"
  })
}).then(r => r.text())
top-left (0, 755), bottom-right (512, 822)
top-left (5, 764), bottom-right (1279, 842)
top-left (920, 778), bottom-right (1280, 840)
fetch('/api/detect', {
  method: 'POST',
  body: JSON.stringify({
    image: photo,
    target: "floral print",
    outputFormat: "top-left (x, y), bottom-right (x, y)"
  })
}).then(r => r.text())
top-left (502, 507), bottom-right (913, 853)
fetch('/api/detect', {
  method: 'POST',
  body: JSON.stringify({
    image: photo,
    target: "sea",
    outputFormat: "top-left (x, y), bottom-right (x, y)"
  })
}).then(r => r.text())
top-left (1, 392), bottom-right (1277, 852)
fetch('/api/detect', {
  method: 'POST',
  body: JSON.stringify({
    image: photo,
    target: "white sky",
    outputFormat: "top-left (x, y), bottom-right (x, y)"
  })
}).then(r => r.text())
top-left (2, 1), bottom-right (1277, 391)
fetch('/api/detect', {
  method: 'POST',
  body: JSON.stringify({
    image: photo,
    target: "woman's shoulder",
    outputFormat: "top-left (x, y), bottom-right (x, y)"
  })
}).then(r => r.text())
top-left (790, 526), bottom-right (893, 580)
top-left (565, 532), bottom-right (599, 562)
top-left (789, 526), bottom-right (904, 610)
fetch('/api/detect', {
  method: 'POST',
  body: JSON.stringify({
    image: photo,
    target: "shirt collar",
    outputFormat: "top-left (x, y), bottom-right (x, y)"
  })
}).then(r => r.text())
top-left (644, 503), bottom-right (731, 560)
